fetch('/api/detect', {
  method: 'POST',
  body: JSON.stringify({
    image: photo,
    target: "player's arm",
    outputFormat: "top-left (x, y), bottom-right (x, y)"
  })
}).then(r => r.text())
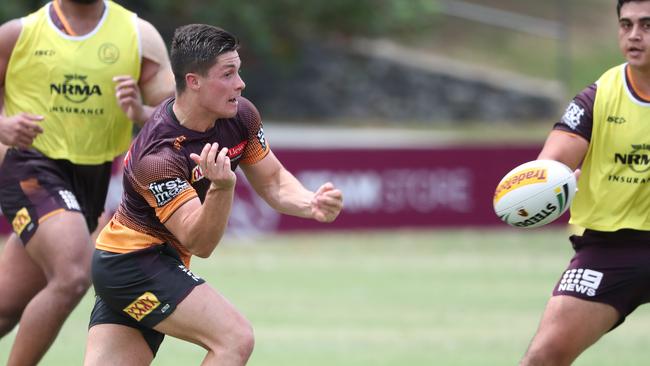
top-left (539, 83), bottom-right (595, 171)
top-left (537, 130), bottom-right (589, 171)
top-left (114, 18), bottom-right (174, 127)
top-left (240, 151), bottom-right (343, 223)
top-left (0, 19), bottom-right (43, 149)
top-left (163, 144), bottom-right (236, 258)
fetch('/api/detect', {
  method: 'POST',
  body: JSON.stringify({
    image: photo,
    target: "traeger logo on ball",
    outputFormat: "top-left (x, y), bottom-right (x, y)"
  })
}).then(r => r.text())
top-left (614, 144), bottom-right (650, 173)
top-left (50, 74), bottom-right (102, 103)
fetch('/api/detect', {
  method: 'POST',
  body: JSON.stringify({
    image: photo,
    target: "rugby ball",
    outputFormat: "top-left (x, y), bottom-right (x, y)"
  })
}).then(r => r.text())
top-left (493, 159), bottom-right (576, 228)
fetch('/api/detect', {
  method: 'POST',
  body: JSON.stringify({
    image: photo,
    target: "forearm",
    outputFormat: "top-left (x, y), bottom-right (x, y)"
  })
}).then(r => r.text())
top-left (537, 130), bottom-right (589, 170)
top-left (180, 186), bottom-right (234, 257)
top-left (258, 169), bottom-right (314, 219)
top-left (134, 104), bottom-right (156, 127)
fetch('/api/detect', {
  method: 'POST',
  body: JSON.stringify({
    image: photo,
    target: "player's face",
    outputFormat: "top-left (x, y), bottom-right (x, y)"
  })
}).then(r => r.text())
top-left (618, 1), bottom-right (650, 70)
top-left (199, 51), bottom-right (246, 119)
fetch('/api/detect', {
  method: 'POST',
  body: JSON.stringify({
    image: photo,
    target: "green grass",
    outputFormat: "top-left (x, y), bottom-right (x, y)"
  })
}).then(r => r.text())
top-left (1, 229), bottom-right (650, 365)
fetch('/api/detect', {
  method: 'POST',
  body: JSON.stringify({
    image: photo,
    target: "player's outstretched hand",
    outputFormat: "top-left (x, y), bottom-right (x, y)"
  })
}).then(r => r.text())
top-left (114, 75), bottom-right (145, 124)
top-left (311, 182), bottom-right (343, 223)
top-left (0, 113), bottom-right (44, 148)
top-left (190, 143), bottom-right (237, 191)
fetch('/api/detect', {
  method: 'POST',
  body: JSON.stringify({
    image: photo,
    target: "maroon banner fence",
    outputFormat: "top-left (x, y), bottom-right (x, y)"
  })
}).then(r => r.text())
top-left (1, 145), bottom-right (567, 235)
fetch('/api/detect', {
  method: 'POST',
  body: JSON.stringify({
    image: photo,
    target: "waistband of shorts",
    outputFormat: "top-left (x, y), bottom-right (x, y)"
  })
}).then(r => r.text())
top-left (583, 229), bottom-right (650, 240)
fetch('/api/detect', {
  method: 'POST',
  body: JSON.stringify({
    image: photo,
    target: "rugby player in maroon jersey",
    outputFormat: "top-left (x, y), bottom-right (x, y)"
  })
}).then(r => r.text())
top-left (83, 24), bottom-right (343, 365)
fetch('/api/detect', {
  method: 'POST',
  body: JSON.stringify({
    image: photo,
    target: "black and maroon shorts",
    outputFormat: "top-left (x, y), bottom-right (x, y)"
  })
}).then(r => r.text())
top-left (553, 229), bottom-right (650, 327)
top-left (89, 243), bottom-right (205, 356)
top-left (0, 148), bottom-right (112, 244)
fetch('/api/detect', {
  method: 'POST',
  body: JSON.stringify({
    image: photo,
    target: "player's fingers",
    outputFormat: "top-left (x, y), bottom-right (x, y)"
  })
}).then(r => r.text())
top-left (15, 136), bottom-right (34, 149)
top-left (189, 153), bottom-right (201, 164)
top-left (112, 75), bottom-right (136, 83)
top-left (215, 147), bottom-right (229, 168)
top-left (18, 121), bottom-right (43, 137)
top-left (20, 113), bottom-right (44, 122)
top-left (314, 182), bottom-right (335, 196)
top-left (316, 195), bottom-right (343, 209)
top-left (198, 143), bottom-right (211, 168)
top-left (116, 90), bottom-right (139, 103)
top-left (206, 143), bottom-right (220, 168)
top-left (313, 208), bottom-right (338, 223)
top-left (323, 189), bottom-right (343, 200)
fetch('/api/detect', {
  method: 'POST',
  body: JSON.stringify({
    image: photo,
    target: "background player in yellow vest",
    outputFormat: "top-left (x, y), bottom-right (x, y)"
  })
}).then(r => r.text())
top-left (0, 0), bottom-right (175, 364)
top-left (520, 1), bottom-right (650, 365)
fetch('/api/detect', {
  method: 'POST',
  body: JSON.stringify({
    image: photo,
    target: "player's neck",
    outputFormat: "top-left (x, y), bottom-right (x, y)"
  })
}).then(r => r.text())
top-left (54, 0), bottom-right (105, 36)
top-left (173, 97), bottom-right (217, 133)
top-left (627, 64), bottom-right (650, 97)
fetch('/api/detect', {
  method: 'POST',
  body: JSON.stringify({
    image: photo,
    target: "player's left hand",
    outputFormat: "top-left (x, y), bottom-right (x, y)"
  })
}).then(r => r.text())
top-left (310, 182), bottom-right (343, 223)
top-left (114, 75), bottom-right (145, 124)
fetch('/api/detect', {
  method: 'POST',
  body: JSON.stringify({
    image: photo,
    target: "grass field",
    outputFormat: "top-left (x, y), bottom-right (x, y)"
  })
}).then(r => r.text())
top-left (1, 229), bottom-right (650, 365)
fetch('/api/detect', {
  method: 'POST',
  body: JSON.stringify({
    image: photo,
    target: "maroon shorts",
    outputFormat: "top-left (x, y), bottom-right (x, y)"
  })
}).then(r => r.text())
top-left (553, 229), bottom-right (650, 327)
top-left (0, 148), bottom-right (112, 244)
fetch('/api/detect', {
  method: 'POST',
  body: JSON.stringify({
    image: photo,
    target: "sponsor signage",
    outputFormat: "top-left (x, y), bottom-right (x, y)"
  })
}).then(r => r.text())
top-left (0, 145), bottom-right (568, 235)
top-left (227, 146), bottom-right (568, 234)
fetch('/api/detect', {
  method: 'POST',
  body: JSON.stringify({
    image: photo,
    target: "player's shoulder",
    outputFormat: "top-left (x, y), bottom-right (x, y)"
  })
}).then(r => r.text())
top-left (129, 138), bottom-right (188, 182)
top-left (136, 17), bottom-right (162, 40)
top-left (235, 96), bottom-right (261, 123)
top-left (0, 19), bottom-right (23, 48)
top-left (237, 96), bottom-right (259, 113)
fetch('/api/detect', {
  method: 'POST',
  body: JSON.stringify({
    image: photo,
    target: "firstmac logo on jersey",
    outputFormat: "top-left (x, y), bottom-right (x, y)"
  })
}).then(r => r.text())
top-left (257, 127), bottom-right (267, 150)
top-left (148, 178), bottom-right (190, 207)
top-left (561, 101), bottom-right (584, 130)
top-left (557, 268), bottom-right (603, 297)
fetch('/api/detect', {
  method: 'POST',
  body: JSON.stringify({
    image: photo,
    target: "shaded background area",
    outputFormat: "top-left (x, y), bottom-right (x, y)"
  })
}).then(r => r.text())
top-left (1, 0), bottom-right (622, 125)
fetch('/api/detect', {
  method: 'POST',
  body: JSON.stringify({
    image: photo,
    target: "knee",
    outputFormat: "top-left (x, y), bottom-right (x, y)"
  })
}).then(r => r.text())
top-left (521, 344), bottom-right (574, 366)
top-left (209, 316), bottom-right (255, 362)
top-left (230, 318), bottom-right (255, 361)
top-left (51, 265), bottom-right (91, 301)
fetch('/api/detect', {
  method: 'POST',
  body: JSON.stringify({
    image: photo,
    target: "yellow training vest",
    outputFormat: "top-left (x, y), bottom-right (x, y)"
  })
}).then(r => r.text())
top-left (4, 1), bottom-right (141, 164)
top-left (570, 63), bottom-right (650, 231)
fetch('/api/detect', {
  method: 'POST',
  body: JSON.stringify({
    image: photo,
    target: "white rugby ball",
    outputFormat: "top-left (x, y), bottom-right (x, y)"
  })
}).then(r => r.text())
top-left (493, 159), bottom-right (576, 228)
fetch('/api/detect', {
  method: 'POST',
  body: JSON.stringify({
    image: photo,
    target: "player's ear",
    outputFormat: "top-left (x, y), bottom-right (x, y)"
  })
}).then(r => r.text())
top-left (185, 73), bottom-right (200, 91)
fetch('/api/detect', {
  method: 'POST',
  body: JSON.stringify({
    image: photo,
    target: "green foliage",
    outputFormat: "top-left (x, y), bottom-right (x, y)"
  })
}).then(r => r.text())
top-left (0, 1), bottom-right (43, 22)
top-left (124, 0), bottom-right (442, 61)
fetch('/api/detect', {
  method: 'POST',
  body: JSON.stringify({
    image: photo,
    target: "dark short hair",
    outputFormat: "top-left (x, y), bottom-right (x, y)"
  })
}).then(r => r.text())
top-left (617, 0), bottom-right (650, 17)
top-left (170, 24), bottom-right (240, 93)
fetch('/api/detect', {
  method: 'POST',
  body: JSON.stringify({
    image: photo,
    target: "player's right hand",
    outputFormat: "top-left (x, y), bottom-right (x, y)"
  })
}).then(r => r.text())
top-left (0, 113), bottom-right (44, 149)
top-left (190, 143), bottom-right (237, 191)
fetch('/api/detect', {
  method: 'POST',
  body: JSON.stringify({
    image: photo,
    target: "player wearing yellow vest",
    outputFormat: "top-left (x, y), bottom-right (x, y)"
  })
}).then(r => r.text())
top-left (520, 1), bottom-right (650, 365)
top-left (0, 1), bottom-right (174, 364)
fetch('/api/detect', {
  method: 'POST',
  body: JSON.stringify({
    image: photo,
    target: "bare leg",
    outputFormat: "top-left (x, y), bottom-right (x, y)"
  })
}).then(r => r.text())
top-left (84, 324), bottom-right (153, 366)
top-left (6, 211), bottom-right (93, 366)
top-left (520, 295), bottom-right (619, 366)
top-left (0, 234), bottom-right (46, 336)
top-left (154, 284), bottom-right (254, 366)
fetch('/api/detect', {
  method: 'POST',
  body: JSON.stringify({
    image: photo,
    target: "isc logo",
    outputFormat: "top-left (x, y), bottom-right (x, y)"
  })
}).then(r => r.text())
top-left (606, 115), bottom-right (626, 124)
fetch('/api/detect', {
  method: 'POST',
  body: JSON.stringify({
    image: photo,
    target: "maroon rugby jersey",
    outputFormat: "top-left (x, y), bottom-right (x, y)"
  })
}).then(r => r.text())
top-left (554, 64), bottom-right (650, 141)
top-left (96, 97), bottom-right (269, 266)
